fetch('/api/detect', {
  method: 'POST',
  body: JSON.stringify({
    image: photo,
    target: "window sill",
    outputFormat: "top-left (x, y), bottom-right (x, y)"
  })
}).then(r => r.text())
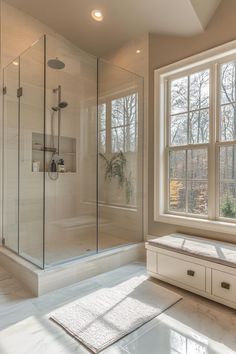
top-left (155, 213), bottom-right (236, 235)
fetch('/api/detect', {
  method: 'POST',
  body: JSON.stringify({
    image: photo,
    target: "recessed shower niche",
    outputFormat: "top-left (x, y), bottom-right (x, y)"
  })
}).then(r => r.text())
top-left (32, 132), bottom-right (77, 173)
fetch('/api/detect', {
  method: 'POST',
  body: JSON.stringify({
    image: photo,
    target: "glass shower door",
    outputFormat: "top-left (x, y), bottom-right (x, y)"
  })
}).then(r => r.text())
top-left (44, 35), bottom-right (98, 266)
top-left (2, 59), bottom-right (19, 253)
top-left (18, 36), bottom-right (45, 267)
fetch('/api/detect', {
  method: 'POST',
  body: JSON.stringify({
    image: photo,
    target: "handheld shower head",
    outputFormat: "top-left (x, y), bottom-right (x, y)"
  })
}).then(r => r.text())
top-left (58, 101), bottom-right (68, 109)
top-left (52, 101), bottom-right (68, 111)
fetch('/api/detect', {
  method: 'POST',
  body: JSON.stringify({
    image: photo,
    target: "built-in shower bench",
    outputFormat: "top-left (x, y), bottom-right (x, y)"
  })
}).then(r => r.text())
top-left (146, 233), bottom-right (236, 309)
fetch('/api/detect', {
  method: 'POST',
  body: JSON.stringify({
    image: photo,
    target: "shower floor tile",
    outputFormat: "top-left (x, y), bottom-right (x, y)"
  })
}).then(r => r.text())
top-left (26, 233), bottom-right (135, 266)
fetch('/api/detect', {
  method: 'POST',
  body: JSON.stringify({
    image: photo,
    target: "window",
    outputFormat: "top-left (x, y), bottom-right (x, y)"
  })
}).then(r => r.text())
top-left (111, 94), bottom-right (137, 152)
top-left (169, 71), bottom-right (209, 216)
top-left (219, 62), bottom-right (236, 219)
top-left (155, 41), bottom-right (236, 233)
top-left (98, 103), bottom-right (106, 154)
top-left (98, 91), bottom-right (139, 208)
top-left (98, 92), bottom-right (138, 154)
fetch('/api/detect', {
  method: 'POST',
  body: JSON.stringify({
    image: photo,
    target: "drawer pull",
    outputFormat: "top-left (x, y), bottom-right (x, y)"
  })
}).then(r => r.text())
top-left (187, 270), bottom-right (195, 277)
top-left (221, 282), bottom-right (230, 290)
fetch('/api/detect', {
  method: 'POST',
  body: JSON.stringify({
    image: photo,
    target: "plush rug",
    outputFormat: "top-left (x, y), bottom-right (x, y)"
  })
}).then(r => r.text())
top-left (50, 275), bottom-right (182, 353)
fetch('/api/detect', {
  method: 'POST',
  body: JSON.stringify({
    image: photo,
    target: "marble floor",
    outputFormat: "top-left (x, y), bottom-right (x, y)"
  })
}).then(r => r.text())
top-left (0, 262), bottom-right (236, 354)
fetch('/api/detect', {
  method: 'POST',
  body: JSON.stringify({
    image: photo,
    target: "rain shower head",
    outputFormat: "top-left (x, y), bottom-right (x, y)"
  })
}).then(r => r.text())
top-left (47, 58), bottom-right (65, 70)
top-left (52, 101), bottom-right (68, 111)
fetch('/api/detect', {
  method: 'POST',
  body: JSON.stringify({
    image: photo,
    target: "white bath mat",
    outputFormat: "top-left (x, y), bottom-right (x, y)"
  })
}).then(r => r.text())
top-left (50, 275), bottom-right (182, 353)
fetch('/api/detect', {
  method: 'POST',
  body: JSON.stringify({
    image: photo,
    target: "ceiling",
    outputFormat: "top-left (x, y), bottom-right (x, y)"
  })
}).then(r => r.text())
top-left (4, 0), bottom-right (222, 56)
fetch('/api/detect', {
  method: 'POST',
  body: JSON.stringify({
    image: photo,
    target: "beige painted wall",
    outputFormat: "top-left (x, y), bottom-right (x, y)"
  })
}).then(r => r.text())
top-left (3, 0), bottom-right (236, 246)
top-left (1, 1), bottom-right (145, 259)
top-left (149, 0), bottom-right (236, 243)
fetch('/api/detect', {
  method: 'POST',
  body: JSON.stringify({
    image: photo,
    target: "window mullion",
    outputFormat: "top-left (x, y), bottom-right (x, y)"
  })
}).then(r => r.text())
top-left (107, 100), bottom-right (112, 153)
top-left (186, 76), bottom-right (190, 213)
top-left (208, 62), bottom-right (218, 220)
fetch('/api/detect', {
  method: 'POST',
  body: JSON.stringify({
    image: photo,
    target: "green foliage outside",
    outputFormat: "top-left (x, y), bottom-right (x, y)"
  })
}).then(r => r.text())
top-left (221, 197), bottom-right (236, 218)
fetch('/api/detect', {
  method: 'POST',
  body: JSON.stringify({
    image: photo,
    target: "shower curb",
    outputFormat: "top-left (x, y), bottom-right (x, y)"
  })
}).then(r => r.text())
top-left (0, 243), bottom-right (145, 296)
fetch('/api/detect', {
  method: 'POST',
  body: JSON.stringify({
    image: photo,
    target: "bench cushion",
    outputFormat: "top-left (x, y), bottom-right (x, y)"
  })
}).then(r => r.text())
top-left (148, 233), bottom-right (236, 268)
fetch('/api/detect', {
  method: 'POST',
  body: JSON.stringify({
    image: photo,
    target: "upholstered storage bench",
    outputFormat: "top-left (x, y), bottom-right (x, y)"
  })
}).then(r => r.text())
top-left (146, 233), bottom-right (236, 309)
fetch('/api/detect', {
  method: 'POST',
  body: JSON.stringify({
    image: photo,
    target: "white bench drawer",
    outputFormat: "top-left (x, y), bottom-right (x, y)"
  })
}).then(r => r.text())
top-left (212, 270), bottom-right (236, 304)
top-left (158, 253), bottom-right (206, 292)
top-left (147, 250), bottom-right (157, 273)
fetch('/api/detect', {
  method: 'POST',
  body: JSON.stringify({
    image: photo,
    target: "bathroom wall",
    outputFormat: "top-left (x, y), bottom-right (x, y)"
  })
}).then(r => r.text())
top-left (0, 1), bottom-right (57, 252)
top-left (0, 1), bottom-right (143, 265)
top-left (0, 1), bottom-right (98, 265)
top-left (44, 36), bottom-right (97, 265)
top-left (148, 0), bottom-right (236, 243)
top-left (104, 0), bottom-right (236, 243)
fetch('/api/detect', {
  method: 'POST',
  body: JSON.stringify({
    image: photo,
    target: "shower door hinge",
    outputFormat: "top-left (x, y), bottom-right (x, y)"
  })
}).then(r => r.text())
top-left (3, 86), bottom-right (6, 95)
top-left (17, 87), bottom-right (23, 98)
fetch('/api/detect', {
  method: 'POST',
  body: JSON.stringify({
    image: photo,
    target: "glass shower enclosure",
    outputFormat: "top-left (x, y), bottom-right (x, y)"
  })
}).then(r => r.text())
top-left (2, 35), bottom-right (143, 268)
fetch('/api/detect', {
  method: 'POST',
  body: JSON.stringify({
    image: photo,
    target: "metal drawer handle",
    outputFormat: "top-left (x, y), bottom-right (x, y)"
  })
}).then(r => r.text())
top-left (221, 282), bottom-right (230, 290)
top-left (187, 270), bottom-right (195, 277)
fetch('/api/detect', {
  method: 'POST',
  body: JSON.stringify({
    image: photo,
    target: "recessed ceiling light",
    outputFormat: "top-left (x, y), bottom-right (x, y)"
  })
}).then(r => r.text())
top-left (91, 9), bottom-right (103, 21)
top-left (136, 49), bottom-right (141, 54)
top-left (13, 61), bottom-right (19, 66)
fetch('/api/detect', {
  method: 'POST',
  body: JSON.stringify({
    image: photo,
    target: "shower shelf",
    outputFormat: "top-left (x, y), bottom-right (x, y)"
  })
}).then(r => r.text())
top-left (32, 132), bottom-right (77, 173)
top-left (32, 149), bottom-right (76, 155)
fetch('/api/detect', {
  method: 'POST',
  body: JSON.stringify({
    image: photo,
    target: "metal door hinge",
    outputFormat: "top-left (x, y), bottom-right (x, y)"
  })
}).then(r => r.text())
top-left (3, 86), bottom-right (6, 95)
top-left (17, 87), bottom-right (23, 98)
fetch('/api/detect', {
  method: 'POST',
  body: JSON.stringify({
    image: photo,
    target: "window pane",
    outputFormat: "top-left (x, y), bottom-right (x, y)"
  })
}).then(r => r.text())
top-left (111, 127), bottom-right (124, 152)
top-left (170, 114), bottom-right (188, 146)
top-left (125, 123), bottom-right (136, 152)
top-left (98, 103), bottom-right (106, 130)
top-left (170, 77), bottom-right (188, 114)
top-left (220, 146), bottom-right (236, 180)
top-left (189, 109), bottom-right (209, 144)
top-left (123, 93), bottom-right (137, 126)
top-left (220, 104), bottom-right (236, 141)
top-left (169, 180), bottom-right (186, 212)
top-left (187, 149), bottom-right (208, 180)
top-left (169, 150), bottom-right (186, 179)
top-left (188, 182), bottom-right (208, 215)
top-left (220, 182), bottom-right (236, 218)
top-left (111, 93), bottom-right (137, 127)
top-left (220, 62), bottom-right (236, 104)
top-left (100, 130), bottom-right (106, 153)
top-left (111, 98), bottom-right (125, 127)
top-left (190, 70), bottom-right (209, 110)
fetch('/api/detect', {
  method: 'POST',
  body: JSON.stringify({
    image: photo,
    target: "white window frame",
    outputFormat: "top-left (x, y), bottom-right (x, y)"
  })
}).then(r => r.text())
top-left (154, 39), bottom-right (236, 235)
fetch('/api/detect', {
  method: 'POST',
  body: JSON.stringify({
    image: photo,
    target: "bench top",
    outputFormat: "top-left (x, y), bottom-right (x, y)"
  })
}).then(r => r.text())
top-left (148, 233), bottom-right (236, 268)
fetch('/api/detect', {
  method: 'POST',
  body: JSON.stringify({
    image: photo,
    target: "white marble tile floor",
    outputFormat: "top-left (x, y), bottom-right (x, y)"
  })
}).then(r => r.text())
top-left (0, 262), bottom-right (236, 354)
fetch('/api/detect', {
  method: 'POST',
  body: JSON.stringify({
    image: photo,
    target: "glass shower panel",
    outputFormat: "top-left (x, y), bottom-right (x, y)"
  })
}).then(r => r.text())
top-left (2, 60), bottom-right (19, 252)
top-left (44, 36), bottom-right (97, 266)
top-left (98, 60), bottom-right (143, 251)
top-left (18, 37), bottom-right (45, 267)
top-left (2, 35), bottom-right (144, 268)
